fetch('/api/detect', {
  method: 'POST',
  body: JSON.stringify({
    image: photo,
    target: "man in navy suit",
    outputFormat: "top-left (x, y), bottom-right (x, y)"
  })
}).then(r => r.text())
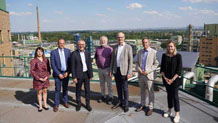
top-left (50, 39), bottom-right (71, 112)
top-left (71, 40), bottom-right (93, 112)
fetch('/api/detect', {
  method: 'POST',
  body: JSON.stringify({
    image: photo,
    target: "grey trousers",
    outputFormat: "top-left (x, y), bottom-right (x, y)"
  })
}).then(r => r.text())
top-left (98, 67), bottom-right (113, 98)
top-left (138, 75), bottom-right (154, 109)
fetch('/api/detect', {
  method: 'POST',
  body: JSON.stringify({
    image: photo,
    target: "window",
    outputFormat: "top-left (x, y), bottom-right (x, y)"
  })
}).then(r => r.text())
top-left (8, 30), bottom-right (11, 41)
top-left (0, 30), bottom-right (2, 43)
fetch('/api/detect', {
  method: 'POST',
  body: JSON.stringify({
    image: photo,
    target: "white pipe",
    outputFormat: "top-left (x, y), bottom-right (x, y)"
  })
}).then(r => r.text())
top-left (182, 72), bottom-right (195, 89)
top-left (206, 75), bottom-right (218, 101)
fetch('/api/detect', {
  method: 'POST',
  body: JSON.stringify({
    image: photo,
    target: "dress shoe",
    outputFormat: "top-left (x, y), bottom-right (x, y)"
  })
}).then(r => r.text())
top-left (38, 108), bottom-right (43, 112)
top-left (86, 104), bottom-right (92, 112)
top-left (163, 111), bottom-right (173, 118)
top-left (76, 103), bottom-right (81, 111)
top-left (63, 103), bottom-right (70, 108)
top-left (124, 107), bottom-right (129, 112)
top-left (53, 106), bottom-right (58, 112)
top-left (146, 109), bottom-right (153, 116)
top-left (107, 97), bottom-right (113, 105)
top-left (111, 102), bottom-right (122, 109)
top-left (173, 115), bottom-right (180, 123)
top-left (43, 106), bottom-right (49, 110)
top-left (97, 96), bottom-right (106, 103)
top-left (135, 106), bottom-right (145, 112)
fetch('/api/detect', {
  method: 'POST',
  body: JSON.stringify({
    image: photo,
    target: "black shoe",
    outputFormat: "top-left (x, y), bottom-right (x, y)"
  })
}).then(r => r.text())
top-left (97, 96), bottom-right (106, 103)
top-left (86, 104), bottom-right (92, 112)
top-left (43, 106), bottom-right (49, 110)
top-left (124, 107), bottom-right (129, 112)
top-left (112, 102), bottom-right (122, 109)
top-left (76, 103), bottom-right (81, 111)
top-left (107, 97), bottom-right (113, 105)
top-left (38, 108), bottom-right (43, 112)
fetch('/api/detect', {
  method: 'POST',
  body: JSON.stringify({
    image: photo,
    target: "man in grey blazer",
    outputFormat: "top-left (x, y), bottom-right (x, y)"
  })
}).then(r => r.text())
top-left (110, 32), bottom-right (133, 112)
top-left (135, 38), bottom-right (159, 116)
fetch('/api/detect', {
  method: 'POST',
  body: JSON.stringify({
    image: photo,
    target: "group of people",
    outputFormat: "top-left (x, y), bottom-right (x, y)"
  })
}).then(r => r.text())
top-left (30, 32), bottom-right (183, 123)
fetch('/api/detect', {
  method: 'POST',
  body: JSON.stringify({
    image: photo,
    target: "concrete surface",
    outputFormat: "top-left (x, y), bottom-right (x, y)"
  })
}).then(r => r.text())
top-left (0, 78), bottom-right (217, 123)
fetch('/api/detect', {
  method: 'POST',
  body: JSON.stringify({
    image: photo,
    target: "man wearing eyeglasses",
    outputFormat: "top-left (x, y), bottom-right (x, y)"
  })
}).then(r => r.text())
top-left (110, 32), bottom-right (133, 112)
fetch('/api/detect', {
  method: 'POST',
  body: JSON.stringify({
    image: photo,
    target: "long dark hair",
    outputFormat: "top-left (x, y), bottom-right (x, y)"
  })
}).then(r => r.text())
top-left (34, 47), bottom-right (45, 59)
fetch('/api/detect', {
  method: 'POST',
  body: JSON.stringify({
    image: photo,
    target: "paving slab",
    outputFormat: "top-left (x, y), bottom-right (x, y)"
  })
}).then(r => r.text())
top-left (0, 78), bottom-right (218, 123)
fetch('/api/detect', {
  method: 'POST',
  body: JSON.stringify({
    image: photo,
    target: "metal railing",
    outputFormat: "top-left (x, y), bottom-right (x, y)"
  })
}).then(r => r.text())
top-left (0, 55), bottom-right (218, 107)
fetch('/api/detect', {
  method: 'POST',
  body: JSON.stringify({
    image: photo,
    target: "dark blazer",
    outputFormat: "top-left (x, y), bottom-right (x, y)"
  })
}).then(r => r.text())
top-left (50, 48), bottom-right (71, 77)
top-left (71, 50), bottom-right (93, 79)
top-left (160, 53), bottom-right (183, 87)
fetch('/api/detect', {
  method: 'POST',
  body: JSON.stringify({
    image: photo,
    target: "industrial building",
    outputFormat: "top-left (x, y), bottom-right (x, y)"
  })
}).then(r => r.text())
top-left (0, 0), bottom-right (14, 76)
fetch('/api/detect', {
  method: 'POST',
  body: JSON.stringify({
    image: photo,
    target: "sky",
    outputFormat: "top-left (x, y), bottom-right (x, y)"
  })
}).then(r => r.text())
top-left (6, 0), bottom-right (218, 32)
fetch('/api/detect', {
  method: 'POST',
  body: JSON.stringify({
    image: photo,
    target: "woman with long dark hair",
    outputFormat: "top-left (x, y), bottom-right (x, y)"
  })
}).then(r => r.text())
top-left (160, 41), bottom-right (183, 123)
top-left (30, 47), bottom-right (50, 112)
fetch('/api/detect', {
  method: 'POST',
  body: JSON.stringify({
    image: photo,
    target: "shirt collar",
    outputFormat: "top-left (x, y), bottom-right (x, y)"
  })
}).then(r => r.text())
top-left (118, 42), bottom-right (125, 47)
top-left (79, 50), bottom-right (85, 53)
top-left (144, 47), bottom-right (151, 52)
top-left (58, 48), bottom-right (64, 51)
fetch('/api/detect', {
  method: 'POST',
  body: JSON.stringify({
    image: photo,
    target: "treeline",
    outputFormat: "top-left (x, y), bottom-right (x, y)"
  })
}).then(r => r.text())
top-left (12, 30), bottom-right (188, 42)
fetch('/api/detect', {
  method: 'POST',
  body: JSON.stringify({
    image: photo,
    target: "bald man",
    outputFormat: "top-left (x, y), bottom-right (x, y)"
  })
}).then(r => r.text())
top-left (110, 32), bottom-right (133, 112)
top-left (71, 40), bottom-right (93, 112)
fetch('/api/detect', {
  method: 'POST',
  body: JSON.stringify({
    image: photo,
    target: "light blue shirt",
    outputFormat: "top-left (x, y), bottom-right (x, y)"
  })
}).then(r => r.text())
top-left (58, 48), bottom-right (66, 71)
top-left (141, 49), bottom-right (148, 72)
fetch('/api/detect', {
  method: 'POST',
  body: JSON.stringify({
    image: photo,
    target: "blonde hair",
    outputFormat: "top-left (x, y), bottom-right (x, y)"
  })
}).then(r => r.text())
top-left (166, 40), bottom-right (177, 56)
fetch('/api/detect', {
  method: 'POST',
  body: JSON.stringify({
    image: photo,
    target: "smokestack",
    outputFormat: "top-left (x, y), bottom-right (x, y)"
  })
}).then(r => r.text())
top-left (188, 24), bottom-right (192, 52)
top-left (36, 6), bottom-right (41, 42)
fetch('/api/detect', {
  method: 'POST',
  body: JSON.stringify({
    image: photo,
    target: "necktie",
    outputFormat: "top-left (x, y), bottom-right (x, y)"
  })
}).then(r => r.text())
top-left (60, 49), bottom-right (66, 71)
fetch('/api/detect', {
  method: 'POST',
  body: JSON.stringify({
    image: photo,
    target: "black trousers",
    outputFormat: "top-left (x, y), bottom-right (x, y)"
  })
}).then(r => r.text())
top-left (114, 68), bottom-right (129, 107)
top-left (165, 85), bottom-right (180, 112)
top-left (76, 72), bottom-right (90, 105)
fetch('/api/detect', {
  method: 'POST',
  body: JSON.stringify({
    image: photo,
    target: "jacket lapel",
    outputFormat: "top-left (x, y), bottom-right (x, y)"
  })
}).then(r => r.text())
top-left (77, 50), bottom-right (82, 64)
top-left (64, 48), bottom-right (68, 66)
top-left (56, 48), bottom-right (61, 64)
top-left (139, 50), bottom-right (143, 68)
top-left (145, 48), bottom-right (151, 68)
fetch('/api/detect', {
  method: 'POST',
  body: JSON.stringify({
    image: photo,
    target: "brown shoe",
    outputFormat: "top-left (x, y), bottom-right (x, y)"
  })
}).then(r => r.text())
top-left (146, 109), bottom-right (153, 116)
top-left (53, 106), bottom-right (58, 112)
top-left (63, 103), bottom-right (70, 108)
top-left (135, 106), bottom-right (145, 112)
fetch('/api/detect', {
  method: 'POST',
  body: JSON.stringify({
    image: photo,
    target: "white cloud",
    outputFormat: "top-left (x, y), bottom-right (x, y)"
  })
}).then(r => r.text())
top-left (106, 8), bottom-right (113, 11)
top-left (194, 9), bottom-right (218, 16)
top-left (127, 3), bottom-right (143, 10)
top-left (10, 11), bottom-right (32, 16)
top-left (144, 10), bottom-right (181, 18)
top-left (54, 11), bottom-right (63, 15)
top-left (144, 11), bottom-right (163, 16)
top-left (27, 3), bottom-right (33, 7)
top-left (183, 0), bottom-right (218, 3)
top-left (96, 13), bottom-right (107, 17)
top-left (42, 19), bottom-right (52, 23)
top-left (179, 6), bottom-right (218, 16)
top-left (179, 6), bottom-right (193, 10)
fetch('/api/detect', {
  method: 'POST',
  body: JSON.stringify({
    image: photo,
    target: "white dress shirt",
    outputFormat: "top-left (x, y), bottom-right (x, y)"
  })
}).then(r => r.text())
top-left (79, 51), bottom-right (88, 72)
top-left (117, 42), bottom-right (125, 67)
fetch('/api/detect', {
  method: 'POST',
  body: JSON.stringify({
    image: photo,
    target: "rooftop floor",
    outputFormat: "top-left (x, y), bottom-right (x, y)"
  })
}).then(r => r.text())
top-left (0, 78), bottom-right (217, 123)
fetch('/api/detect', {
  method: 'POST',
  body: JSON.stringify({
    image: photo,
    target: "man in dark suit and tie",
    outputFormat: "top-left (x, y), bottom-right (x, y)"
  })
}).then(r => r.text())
top-left (50, 39), bottom-right (71, 112)
top-left (71, 40), bottom-right (93, 112)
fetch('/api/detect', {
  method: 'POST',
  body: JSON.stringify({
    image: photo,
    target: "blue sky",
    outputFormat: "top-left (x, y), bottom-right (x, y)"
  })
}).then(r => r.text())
top-left (6, 0), bottom-right (218, 32)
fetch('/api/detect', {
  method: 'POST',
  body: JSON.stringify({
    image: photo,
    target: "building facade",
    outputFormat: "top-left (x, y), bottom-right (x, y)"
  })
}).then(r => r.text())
top-left (0, 0), bottom-right (14, 76)
top-left (199, 37), bottom-right (218, 66)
